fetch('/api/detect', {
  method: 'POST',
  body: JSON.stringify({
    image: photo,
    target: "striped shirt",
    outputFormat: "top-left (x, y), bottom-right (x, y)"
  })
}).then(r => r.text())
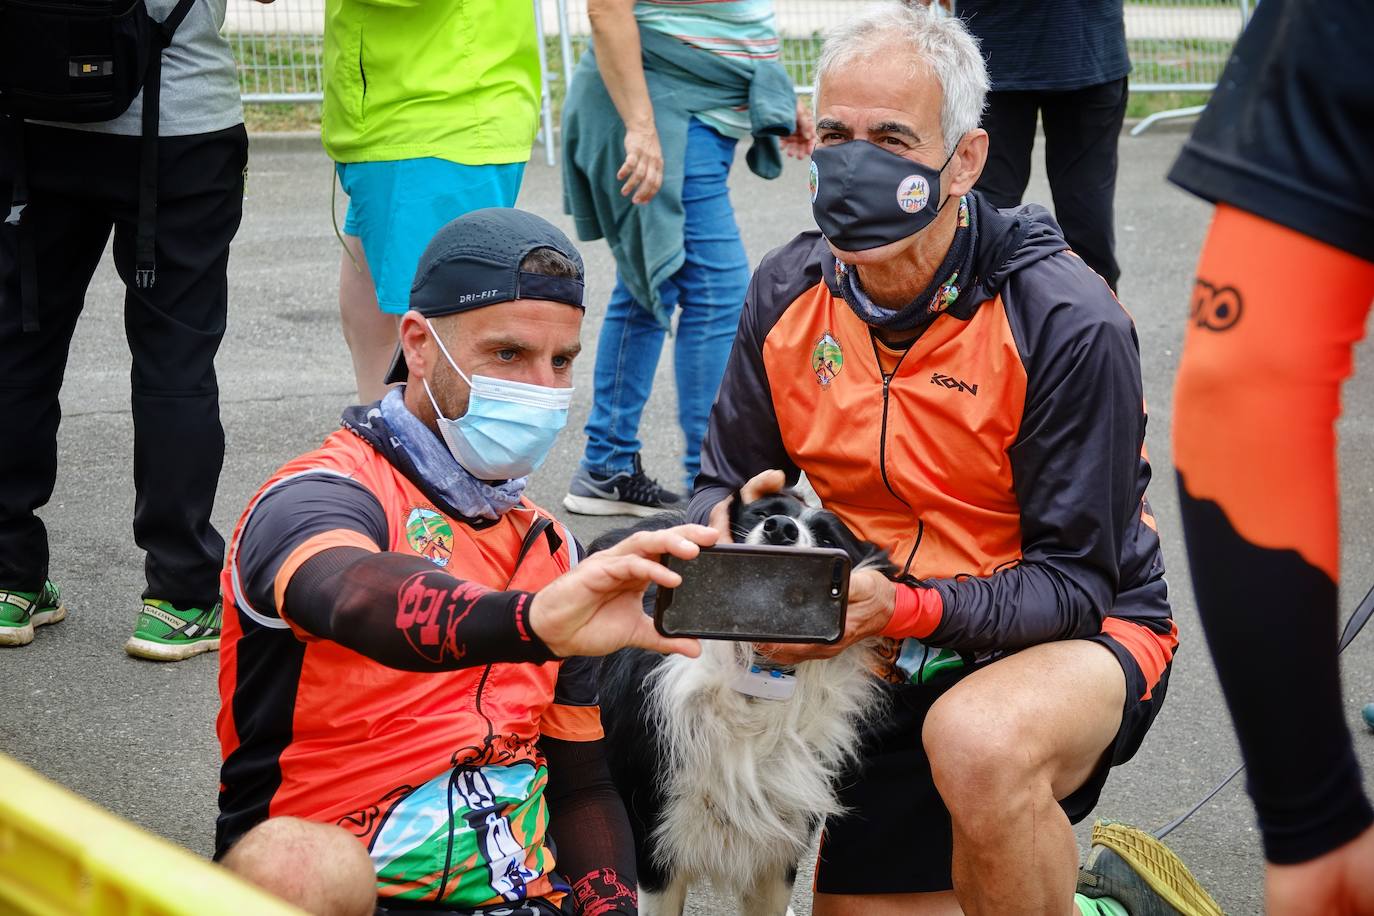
top-left (635, 0), bottom-right (780, 139)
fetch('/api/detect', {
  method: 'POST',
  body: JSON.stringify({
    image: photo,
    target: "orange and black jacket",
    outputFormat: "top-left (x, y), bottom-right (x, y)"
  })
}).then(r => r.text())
top-left (688, 194), bottom-right (1176, 695)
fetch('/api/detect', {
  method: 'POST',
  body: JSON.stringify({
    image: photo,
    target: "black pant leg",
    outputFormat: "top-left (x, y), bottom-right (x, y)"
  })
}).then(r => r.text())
top-left (0, 123), bottom-right (116, 591)
top-left (973, 90), bottom-right (1040, 209)
top-left (1040, 77), bottom-right (1128, 291)
top-left (109, 125), bottom-right (248, 607)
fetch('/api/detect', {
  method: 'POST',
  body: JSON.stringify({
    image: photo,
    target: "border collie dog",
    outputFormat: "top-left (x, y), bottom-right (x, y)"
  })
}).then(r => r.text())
top-left (592, 493), bottom-right (895, 916)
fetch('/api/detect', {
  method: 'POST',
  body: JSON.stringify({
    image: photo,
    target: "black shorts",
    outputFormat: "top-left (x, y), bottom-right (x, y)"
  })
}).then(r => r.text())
top-left (1166, 0), bottom-right (1374, 262)
top-left (814, 635), bottom-right (1170, 895)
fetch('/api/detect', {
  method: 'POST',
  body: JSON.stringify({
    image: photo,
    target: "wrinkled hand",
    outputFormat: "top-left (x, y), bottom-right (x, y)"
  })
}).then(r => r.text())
top-left (1265, 824), bottom-right (1374, 915)
top-left (781, 100), bottom-right (816, 160)
top-left (618, 124), bottom-right (663, 205)
top-left (707, 469), bottom-right (787, 544)
top-left (528, 524), bottom-right (718, 657)
top-left (756, 566), bottom-right (896, 664)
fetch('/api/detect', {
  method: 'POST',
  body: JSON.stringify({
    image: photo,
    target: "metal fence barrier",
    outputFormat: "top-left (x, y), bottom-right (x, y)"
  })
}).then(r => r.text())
top-left (227, 0), bottom-right (1253, 151)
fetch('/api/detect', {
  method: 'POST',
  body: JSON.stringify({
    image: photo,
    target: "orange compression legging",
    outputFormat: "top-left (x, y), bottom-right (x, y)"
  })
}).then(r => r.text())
top-left (1173, 203), bottom-right (1374, 865)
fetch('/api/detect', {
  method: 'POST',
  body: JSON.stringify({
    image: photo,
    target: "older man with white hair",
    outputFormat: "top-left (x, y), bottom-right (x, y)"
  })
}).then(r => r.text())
top-left (689, 5), bottom-right (1213, 915)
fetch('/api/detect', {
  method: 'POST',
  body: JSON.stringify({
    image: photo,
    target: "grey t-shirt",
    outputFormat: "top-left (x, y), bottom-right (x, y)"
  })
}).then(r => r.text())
top-left (49, 0), bottom-right (243, 137)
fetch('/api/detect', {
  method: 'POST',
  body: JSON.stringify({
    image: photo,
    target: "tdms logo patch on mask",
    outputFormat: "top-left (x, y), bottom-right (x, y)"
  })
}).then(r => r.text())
top-left (809, 160), bottom-right (819, 203)
top-left (896, 174), bottom-right (930, 214)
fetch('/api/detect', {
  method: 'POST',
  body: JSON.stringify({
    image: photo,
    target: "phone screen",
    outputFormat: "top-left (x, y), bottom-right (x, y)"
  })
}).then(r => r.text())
top-left (655, 544), bottom-right (851, 643)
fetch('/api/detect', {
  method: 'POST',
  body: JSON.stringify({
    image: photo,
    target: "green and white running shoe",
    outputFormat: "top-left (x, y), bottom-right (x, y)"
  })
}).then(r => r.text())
top-left (124, 598), bottom-right (222, 661)
top-left (0, 580), bottom-right (66, 647)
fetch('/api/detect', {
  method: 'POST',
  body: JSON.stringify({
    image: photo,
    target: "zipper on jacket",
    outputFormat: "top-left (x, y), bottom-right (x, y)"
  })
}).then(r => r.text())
top-left (872, 336), bottom-right (912, 510)
top-left (871, 334), bottom-right (924, 574)
top-left (358, 40), bottom-right (367, 99)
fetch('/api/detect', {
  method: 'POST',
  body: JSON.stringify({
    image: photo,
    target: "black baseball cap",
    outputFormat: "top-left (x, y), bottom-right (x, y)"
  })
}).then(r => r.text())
top-left (384, 208), bottom-right (586, 384)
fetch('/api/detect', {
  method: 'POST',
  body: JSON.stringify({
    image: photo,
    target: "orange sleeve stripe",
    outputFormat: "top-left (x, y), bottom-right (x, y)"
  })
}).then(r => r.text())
top-left (273, 530), bottom-right (382, 636)
top-left (540, 704), bottom-right (604, 742)
top-left (1101, 617), bottom-right (1178, 701)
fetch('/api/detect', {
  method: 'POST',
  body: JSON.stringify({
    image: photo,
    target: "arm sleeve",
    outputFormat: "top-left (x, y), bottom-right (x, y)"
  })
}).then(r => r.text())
top-left (541, 735), bottom-right (638, 916)
top-left (922, 271), bottom-right (1146, 652)
top-left (281, 547), bottom-right (556, 669)
top-left (234, 473), bottom-right (391, 617)
top-left (687, 266), bottom-right (801, 525)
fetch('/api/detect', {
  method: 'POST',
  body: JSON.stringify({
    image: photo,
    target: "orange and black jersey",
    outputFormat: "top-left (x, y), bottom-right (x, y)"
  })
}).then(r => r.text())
top-left (688, 194), bottom-right (1175, 695)
top-left (215, 405), bottom-right (623, 912)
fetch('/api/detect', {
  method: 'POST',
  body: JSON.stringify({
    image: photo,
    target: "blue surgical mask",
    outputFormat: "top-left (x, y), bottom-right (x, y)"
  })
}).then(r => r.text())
top-left (421, 320), bottom-right (574, 481)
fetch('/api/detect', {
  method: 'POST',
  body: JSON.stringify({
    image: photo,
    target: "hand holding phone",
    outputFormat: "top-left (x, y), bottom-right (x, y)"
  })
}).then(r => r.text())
top-left (653, 543), bottom-right (851, 643)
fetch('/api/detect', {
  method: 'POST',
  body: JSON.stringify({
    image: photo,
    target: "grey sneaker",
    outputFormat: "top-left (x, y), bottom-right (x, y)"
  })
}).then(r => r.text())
top-left (563, 455), bottom-right (683, 518)
top-left (1077, 821), bottom-right (1223, 916)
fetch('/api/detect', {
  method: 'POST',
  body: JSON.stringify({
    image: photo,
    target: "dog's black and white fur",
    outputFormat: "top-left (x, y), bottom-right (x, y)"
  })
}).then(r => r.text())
top-left (591, 493), bottom-right (895, 916)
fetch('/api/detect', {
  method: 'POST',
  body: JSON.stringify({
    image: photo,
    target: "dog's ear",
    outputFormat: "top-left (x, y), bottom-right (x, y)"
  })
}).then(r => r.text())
top-left (727, 487), bottom-right (747, 535)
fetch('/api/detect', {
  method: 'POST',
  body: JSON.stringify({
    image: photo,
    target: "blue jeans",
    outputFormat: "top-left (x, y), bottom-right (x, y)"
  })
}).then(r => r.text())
top-left (580, 118), bottom-right (750, 491)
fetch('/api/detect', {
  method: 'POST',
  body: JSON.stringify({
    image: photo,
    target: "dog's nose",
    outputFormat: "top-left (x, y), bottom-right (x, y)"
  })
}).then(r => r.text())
top-left (762, 515), bottom-right (799, 546)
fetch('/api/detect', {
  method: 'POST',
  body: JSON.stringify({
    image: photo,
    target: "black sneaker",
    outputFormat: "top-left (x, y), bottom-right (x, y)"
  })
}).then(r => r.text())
top-left (1077, 821), bottom-right (1223, 916)
top-left (563, 455), bottom-right (684, 518)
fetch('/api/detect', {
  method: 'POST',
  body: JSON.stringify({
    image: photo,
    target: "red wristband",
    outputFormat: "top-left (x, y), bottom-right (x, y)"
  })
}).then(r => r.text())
top-left (881, 583), bottom-right (943, 640)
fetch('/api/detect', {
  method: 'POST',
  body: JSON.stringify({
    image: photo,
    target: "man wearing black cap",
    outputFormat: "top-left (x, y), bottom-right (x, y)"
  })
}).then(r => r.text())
top-left (213, 209), bottom-right (714, 915)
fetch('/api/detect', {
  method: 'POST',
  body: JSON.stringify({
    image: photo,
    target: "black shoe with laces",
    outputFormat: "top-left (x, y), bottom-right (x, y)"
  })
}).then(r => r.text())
top-left (563, 455), bottom-right (684, 517)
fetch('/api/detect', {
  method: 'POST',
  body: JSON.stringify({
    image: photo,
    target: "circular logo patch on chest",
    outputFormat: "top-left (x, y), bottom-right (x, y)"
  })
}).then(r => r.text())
top-left (405, 507), bottom-right (454, 567)
top-left (812, 330), bottom-right (844, 389)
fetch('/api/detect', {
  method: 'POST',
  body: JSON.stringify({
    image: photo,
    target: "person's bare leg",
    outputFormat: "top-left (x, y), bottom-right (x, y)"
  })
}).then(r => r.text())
top-left (339, 235), bottom-right (400, 404)
top-left (812, 890), bottom-right (963, 915)
top-left (924, 640), bottom-right (1126, 916)
top-left (221, 816), bottom-right (376, 915)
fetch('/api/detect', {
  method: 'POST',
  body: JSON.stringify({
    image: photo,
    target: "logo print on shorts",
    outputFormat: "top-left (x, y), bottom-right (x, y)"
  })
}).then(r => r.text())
top-left (1190, 279), bottom-right (1242, 332)
top-left (405, 507), bottom-right (453, 567)
top-left (809, 160), bottom-right (819, 203)
top-left (896, 174), bottom-right (929, 214)
top-left (812, 331), bottom-right (844, 389)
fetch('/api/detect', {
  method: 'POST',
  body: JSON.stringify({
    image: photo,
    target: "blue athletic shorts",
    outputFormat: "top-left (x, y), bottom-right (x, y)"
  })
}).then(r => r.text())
top-left (337, 158), bottom-right (526, 314)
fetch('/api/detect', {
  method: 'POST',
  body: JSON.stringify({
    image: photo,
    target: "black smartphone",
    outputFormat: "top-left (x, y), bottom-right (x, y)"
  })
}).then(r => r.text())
top-left (654, 543), bottom-right (852, 643)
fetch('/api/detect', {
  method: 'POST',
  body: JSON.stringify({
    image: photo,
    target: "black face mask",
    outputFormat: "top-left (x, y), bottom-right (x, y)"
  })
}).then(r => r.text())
top-left (809, 140), bottom-right (957, 252)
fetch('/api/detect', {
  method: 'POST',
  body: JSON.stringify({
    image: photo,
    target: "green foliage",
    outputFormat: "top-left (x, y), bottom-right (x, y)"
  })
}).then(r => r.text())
top-left (233, 34), bottom-right (1226, 132)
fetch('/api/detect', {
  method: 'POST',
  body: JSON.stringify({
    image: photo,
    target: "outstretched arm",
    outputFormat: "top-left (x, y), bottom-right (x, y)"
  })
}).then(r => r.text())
top-left (278, 526), bottom-right (720, 667)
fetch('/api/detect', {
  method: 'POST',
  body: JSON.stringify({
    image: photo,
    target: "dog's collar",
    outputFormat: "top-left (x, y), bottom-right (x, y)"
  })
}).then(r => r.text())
top-left (731, 661), bottom-right (798, 701)
top-left (749, 653), bottom-right (796, 675)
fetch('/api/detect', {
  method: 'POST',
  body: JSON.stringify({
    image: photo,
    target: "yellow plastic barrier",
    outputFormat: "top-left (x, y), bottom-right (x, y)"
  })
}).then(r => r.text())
top-left (0, 753), bottom-right (304, 915)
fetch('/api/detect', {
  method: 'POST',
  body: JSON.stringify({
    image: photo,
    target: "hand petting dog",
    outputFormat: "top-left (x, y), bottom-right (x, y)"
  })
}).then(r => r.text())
top-left (757, 567), bottom-right (896, 665)
top-left (708, 468), bottom-right (898, 664)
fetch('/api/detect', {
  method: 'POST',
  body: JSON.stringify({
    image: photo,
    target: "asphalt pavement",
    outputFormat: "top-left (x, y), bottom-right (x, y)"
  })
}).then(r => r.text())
top-left (2, 125), bottom-right (1372, 916)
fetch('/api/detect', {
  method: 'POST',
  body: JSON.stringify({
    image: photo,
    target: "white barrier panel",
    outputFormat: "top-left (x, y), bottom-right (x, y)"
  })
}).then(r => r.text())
top-left (225, 0), bottom-right (1252, 143)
